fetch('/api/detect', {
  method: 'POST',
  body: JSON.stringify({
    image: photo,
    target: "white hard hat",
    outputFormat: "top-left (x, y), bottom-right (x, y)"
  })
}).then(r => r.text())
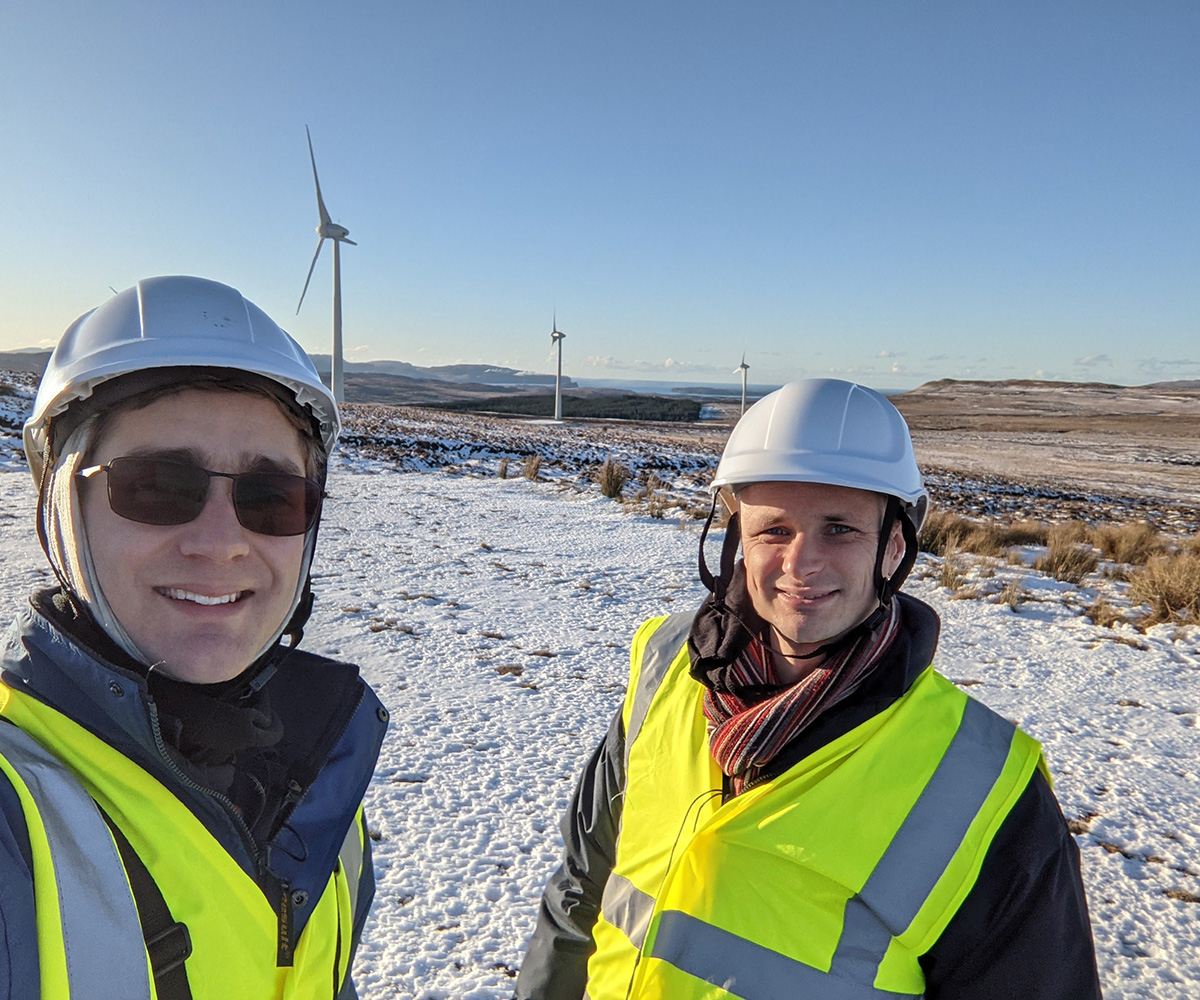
top-left (713, 378), bottom-right (928, 530)
top-left (24, 275), bottom-right (339, 484)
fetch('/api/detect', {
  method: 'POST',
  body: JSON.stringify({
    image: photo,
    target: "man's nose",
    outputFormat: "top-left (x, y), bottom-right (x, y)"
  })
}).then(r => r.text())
top-left (176, 479), bottom-right (251, 560)
top-left (781, 532), bottom-right (822, 577)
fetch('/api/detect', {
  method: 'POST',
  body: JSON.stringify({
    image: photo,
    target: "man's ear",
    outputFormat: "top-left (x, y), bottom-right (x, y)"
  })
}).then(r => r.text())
top-left (882, 519), bottom-right (906, 578)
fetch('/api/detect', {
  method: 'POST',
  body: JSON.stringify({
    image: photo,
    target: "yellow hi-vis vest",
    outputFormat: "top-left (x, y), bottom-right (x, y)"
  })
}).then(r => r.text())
top-left (0, 683), bottom-right (365, 1000)
top-left (586, 614), bottom-right (1045, 1000)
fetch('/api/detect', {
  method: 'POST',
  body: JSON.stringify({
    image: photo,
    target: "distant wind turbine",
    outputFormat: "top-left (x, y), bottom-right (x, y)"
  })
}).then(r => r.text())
top-left (734, 352), bottom-right (750, 416)
top-left (296, 125), bottom-right (356, 404)
top-left (551, 314), bottom-right (566, 421)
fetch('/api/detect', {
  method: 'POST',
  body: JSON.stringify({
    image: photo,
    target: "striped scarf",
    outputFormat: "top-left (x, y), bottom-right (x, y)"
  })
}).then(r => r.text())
top-left (703, 598), bottom-right (902, 793)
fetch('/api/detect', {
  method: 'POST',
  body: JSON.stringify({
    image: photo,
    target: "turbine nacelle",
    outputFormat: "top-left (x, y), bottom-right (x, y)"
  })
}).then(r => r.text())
top-left (317, 221), bottom-right (355, 243)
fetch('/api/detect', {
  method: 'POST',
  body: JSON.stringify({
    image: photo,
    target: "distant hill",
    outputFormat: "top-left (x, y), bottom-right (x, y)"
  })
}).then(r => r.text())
top-left (0, 351), bottom-right (51, 374)
top-left (308, 355), bottom-right (574, 388)
top-left (894, 377), bottom-right (1200, 434)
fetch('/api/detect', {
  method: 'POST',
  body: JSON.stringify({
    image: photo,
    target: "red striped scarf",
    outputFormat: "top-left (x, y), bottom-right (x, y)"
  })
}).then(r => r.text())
top-left (703, 599), bottom-right (902, 794)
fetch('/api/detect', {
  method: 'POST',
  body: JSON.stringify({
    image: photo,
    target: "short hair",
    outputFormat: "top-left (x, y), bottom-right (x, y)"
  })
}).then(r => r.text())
top-left (82, 372), bottom-right (326, 483)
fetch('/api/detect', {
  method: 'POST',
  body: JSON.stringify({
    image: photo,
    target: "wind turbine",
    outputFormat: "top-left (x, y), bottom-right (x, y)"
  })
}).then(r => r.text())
top-left (296, 125), bottom-right (356, 404)
top-left (551, 313), bottom-right (566, 421)
top-left (734, 352), bottom-right (750, 416)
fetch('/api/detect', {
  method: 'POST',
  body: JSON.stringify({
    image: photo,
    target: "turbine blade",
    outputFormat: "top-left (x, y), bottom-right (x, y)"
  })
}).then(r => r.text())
top-left (341, 237), bottom-right (357, 246)
top-left (306, 125), bottom-right (333, 228)
top-left (296, 237), bottom-right (326, 313)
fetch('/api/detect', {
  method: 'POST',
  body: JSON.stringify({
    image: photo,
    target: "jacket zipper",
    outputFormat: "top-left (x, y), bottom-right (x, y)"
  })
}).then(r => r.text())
top-left (147, 697), bottom-right (261, 867)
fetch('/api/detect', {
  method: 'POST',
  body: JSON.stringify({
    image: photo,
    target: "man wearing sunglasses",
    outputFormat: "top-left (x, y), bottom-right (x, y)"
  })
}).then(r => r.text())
top-left (0, 276), bottom-right (387, 998)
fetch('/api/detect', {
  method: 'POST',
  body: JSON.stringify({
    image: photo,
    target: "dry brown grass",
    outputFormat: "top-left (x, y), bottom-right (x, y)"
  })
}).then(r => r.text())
top-left (1084, 598), bottom-right (1125, 629)
top-left (635, 471), bottom-right (669, 517)
top-left (919, 509), bottom-right (970, 556)
top-left (596, 458), bottom-right (632, 499)
top-left (939, 551), bottom-right (967, 590)
top-left (1035, 524), bottom-right (1100, 584)
top-left (920, 511), bottom-right (1049, 558)
top-left (497, 457), bottom-right (510, 479)
top-left (1092, 521), bottom-right (1165, 566)
top-left (1049, 520), bottom-right (1090, 545)
top-left (523, 454), bottom-right (542, 480)
top-left (999, 579), bottom-right (1027, 610)
top-left (1128, 551), bottom-right (1200, 626)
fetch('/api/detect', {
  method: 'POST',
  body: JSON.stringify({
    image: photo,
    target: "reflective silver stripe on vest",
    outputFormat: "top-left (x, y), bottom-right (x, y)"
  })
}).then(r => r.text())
top-left (827, 697), bottom-right (1014, 986)
top-left (0, 722), bottom-right (152, 1000)
top-left (599, 871), bottom-right (657, 950)
top-left (624, 613), bottom-right (693, 769)
top-left (340, 814), bottom-right (364, 922)
top-left (651, 910), bottom-right (922, 1000)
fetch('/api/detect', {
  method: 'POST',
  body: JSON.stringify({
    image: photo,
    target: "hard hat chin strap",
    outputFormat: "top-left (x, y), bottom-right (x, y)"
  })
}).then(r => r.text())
top-left (698, 493), bottom-right (741, 606)
top-left (877, 498), bottom-right (919, 604)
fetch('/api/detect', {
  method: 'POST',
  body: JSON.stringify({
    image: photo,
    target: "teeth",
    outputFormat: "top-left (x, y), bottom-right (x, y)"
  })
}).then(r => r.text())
top-left (162, 588), bottom-right (243, 606)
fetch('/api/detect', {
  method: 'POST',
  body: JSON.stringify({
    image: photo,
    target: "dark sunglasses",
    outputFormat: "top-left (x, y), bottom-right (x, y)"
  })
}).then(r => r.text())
top-left (78, 456), bottom-right (323, 537)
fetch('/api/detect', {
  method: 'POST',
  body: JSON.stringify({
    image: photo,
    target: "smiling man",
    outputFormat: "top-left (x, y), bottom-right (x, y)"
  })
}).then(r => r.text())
top-left (0, 276), bottom-right (387, 998)
top-left (518, 379), bottom-right (1101, 999)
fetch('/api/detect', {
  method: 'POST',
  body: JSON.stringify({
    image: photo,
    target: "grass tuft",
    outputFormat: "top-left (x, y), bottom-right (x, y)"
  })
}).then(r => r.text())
top-left (938, 550), bottom-right (967, 591)
top-left (999, 580), bottom-right (1027, 610)
top-left (1092, 521), bottom-right (1165, 566)
top-left (1035, 524), bottom-right (1099, 584)
top-left (497, 457), bottom-right (510, 479)
top-left (1084, 598), bottom-right (1125, 628)
top-left (920, 511), bottom-right (1049, 558)
top-left (1128, 551), bottom-right (1200, 626)
top-left (596, 458), bottom-right (632, 499)
top-left (523, 454), bottom-right (542, 481)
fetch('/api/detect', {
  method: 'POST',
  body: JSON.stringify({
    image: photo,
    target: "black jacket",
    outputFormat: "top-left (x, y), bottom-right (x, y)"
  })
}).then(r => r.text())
top-left (516, 594), bottom-right (1101, 999)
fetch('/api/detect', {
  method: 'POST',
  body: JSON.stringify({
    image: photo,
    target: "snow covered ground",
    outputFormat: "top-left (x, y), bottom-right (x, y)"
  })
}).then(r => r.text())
top-left (0, 434), bottom-right (1197, 997)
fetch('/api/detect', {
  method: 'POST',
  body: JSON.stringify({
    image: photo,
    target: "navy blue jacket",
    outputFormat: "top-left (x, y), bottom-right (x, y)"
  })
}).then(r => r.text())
top-left (0, 598), bottom-right (387, 999)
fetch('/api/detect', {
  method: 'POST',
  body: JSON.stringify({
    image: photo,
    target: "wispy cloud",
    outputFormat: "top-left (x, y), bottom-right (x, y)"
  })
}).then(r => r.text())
top-left (1134, 357), bottom-right (1200, 383)
top-left (580, 355), bottom-right (728, 375)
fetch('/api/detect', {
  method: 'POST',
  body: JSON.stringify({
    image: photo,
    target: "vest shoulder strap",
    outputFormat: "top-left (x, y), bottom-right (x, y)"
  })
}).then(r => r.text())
top-left (624, 613), bottom-right (694, 764)
top-left (99, 807), bottom-right (194, 998)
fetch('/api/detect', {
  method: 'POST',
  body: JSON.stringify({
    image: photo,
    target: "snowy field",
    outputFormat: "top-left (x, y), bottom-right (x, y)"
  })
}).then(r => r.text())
top-left (0, 423), bottom-right (1197, 996)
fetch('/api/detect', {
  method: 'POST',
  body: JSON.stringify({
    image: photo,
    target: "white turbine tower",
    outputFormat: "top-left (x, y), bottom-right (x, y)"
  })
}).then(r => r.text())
top-left (734, 352), bottom-right (750, 416)
top-left (551, 314), bottom-right (566, 421)
top-left (297, 125), bottom-right (356, 405)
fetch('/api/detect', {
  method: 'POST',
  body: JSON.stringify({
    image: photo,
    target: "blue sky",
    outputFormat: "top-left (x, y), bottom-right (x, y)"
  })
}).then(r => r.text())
top-left (2, 1), bottom-right (1197, 390)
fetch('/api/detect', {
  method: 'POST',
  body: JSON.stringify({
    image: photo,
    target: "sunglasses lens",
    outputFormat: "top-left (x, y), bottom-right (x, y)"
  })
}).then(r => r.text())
top-left (232, 473), bottom-right (321, 536)
top-left (106, 458), bottom-right (208, 526)
top-left (101, 458), bottom-right (320, 536)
